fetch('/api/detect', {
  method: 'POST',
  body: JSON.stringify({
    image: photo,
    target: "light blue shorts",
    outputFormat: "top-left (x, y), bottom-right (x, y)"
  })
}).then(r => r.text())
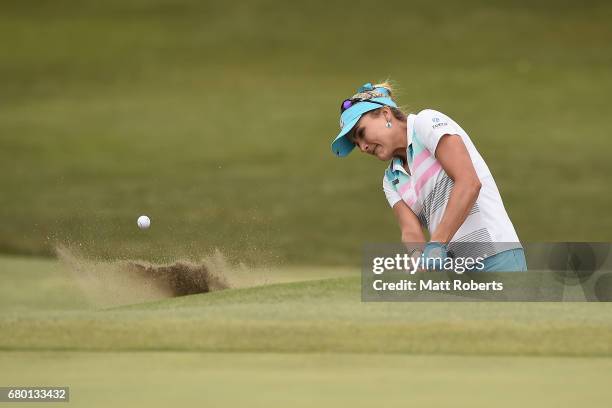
top-left (480, 248), bottom-right (528, 272)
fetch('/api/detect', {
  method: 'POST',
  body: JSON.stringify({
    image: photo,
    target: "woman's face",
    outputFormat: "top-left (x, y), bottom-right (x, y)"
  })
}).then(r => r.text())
top-left (348, 109), bottom-right (396, 161)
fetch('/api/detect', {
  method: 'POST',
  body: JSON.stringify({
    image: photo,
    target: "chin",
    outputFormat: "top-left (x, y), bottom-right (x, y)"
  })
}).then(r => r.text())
top-left (376, 150), bottom-right (391, 161)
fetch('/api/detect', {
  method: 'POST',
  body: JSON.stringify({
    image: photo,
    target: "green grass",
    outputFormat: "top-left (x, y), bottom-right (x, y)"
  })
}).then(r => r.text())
top-left (2, 255), bottom-right (611, 356)
top-left (1, 255), bottom-right (612, 407)
top-left (2, 352), bottom-right (612, 408)
top-left (1, 0), bottom-right (612, 264)
top-left (3, 3), bottom-right (612, 405)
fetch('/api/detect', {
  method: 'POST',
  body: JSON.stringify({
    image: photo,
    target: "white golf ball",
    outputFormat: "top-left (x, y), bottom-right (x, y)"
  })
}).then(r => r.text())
top-left (137, 215), bottom-right (151, 230)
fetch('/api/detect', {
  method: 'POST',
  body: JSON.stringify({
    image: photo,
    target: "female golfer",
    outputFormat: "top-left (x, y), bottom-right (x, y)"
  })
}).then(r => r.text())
top-left (331, 81), bottom-right (526, 271)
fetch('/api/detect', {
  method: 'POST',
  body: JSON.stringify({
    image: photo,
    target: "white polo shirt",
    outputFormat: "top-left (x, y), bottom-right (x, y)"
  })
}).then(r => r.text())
top-left (382, 109), bottom-right (521, 258)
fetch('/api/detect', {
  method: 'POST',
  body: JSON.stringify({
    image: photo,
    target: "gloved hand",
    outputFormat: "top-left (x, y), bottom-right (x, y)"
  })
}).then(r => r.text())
top-left (423, 242), bottom-right (448, 271)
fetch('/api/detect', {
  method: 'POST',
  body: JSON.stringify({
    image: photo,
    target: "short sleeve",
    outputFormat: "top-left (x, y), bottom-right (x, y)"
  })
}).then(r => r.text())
top-left (382, 174), bottom-right (402, 208)
top-left (414, 109), bottom-right (461, 156)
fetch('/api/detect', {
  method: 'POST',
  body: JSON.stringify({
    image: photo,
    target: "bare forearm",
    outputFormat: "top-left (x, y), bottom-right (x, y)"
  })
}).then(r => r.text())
top-left (392, 201), bottom-right (426, 245)
top-left (401, 229), bottom-right (426, 244)
top-left (430, 179), bottom-right (481, 244)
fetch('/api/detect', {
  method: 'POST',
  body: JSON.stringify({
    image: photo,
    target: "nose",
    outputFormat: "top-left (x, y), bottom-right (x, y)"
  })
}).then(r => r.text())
top-left (357, 140), bottom-right (369, 153)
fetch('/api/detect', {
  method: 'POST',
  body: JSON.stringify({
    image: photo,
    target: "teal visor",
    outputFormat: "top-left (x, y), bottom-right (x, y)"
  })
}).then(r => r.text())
top-left (331, 95), bottom-right (397, 157)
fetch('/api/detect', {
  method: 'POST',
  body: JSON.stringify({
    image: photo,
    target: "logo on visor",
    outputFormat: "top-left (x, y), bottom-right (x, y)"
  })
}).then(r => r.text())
top-left (339, 118), bottom-right (344, 129)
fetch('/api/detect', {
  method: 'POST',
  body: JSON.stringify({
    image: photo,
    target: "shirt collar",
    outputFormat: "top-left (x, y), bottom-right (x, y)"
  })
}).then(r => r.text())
top-left (388, 114), bottom-right (416, 176)
top-left (390, 157), bottom-right (407, 175)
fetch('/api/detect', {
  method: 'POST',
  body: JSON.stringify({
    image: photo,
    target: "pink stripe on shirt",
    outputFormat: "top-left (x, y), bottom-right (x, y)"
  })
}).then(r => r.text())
top-left (414, 161), bottom-right (442, 195)
top-left (399, 184), bottom-right (417, 208)
top-left (412, 149), bottom-right (431, 171)
top-left (398, 181), bottom-right (412, 197)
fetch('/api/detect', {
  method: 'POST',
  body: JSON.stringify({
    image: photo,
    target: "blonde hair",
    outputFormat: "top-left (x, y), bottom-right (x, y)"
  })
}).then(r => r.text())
top-left (373, 80), bottom-right (396, 98)
top-left (352, 79), bottom-right (407, 122)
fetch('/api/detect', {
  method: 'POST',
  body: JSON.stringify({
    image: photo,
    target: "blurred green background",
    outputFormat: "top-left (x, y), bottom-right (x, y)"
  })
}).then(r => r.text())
top-left (1, 0), bottom-right (611, 265)
top-left (2, 4), bottom-right (612, 405)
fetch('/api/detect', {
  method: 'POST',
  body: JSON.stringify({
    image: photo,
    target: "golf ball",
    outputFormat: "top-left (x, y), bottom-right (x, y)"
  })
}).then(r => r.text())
top-left (137, 215), bottom-right (150, 230)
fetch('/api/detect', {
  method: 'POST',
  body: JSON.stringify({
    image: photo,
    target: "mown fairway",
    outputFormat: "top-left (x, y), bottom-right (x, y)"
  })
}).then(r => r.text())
top-left (3, 352), bottom-right (612, 408)
top-left (1, 255), bottom-right (611, 355)
top-left (1, 255), bottom-right (612, 407)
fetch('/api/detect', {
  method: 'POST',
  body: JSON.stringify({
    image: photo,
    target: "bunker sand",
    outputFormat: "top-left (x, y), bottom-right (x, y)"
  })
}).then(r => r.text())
top-left (56, 246), bottom-right (232, 307)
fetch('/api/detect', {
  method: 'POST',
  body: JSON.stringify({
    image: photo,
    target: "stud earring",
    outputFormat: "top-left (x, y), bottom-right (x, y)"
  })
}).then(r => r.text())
top-left (386, 121), bottom-right (392, 128)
